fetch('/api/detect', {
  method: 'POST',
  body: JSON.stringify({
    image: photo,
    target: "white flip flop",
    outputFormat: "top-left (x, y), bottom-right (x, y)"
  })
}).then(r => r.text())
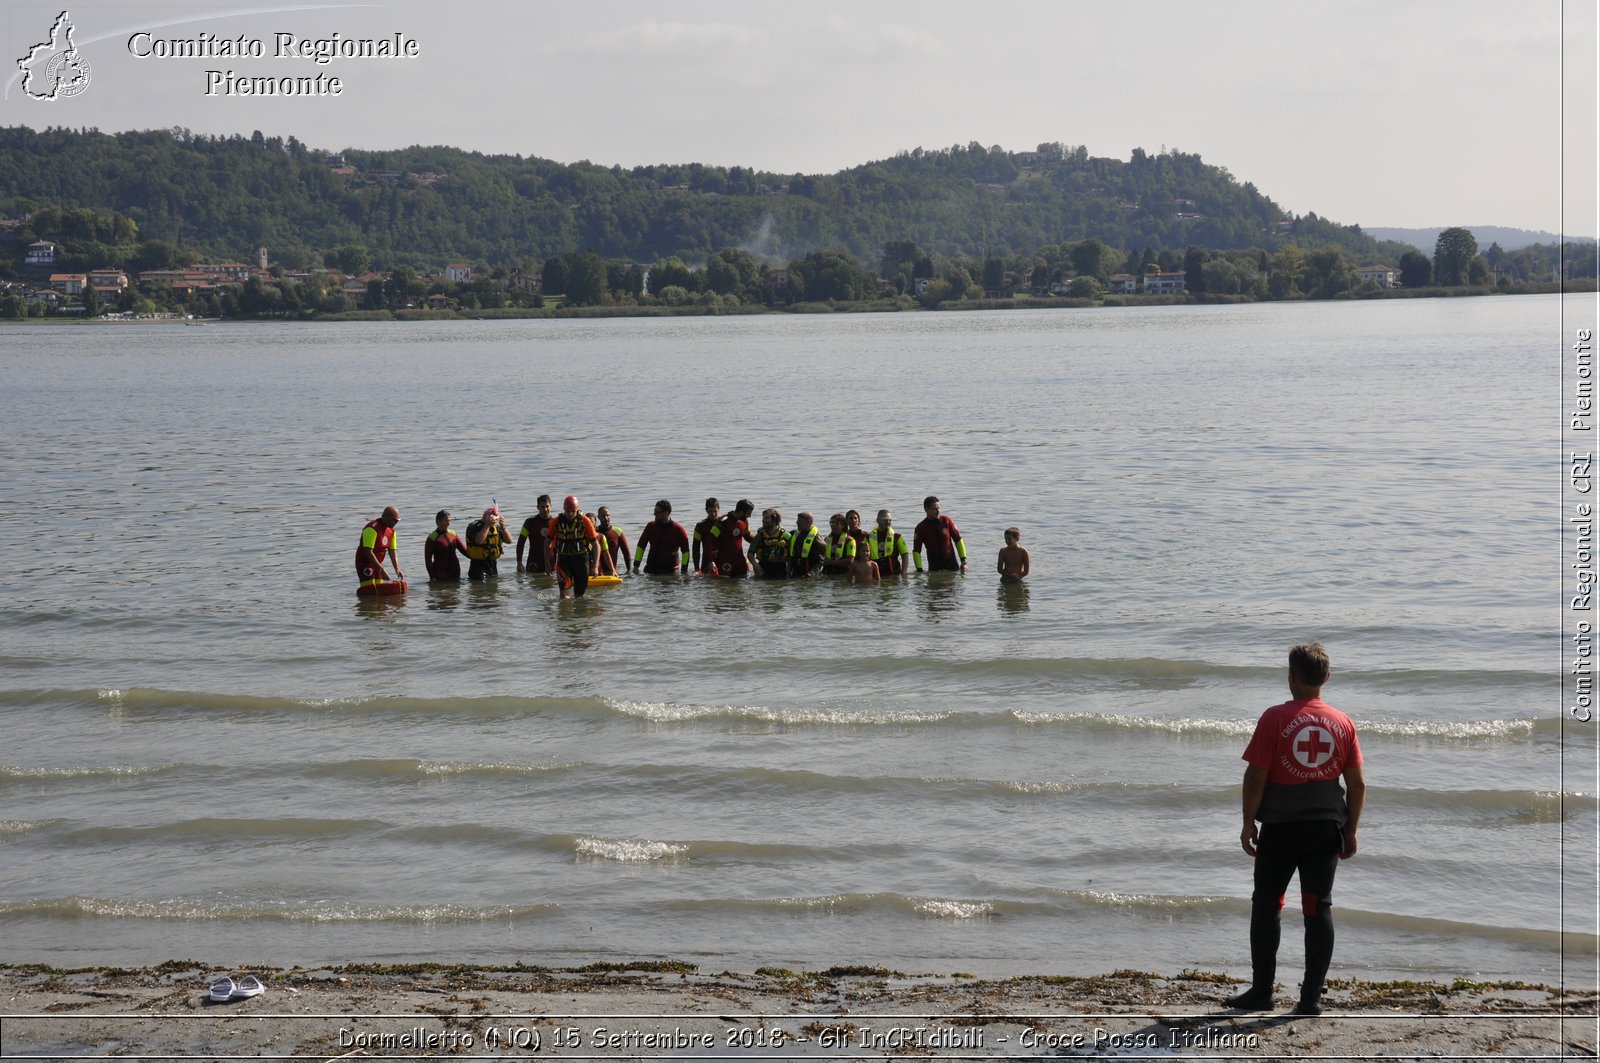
top-left (231, 975), bottom-right (265, 999)
top-left (207, 977), bottom-right (235, 1003)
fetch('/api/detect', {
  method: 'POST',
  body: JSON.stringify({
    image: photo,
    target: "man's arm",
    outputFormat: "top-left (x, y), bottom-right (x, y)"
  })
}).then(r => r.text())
top-left (633, 525), bottom-right (650, 572)
top-left (1340, 761), bottom-right (1365, 859)
top-left (1240, 764), bottom-right (1268, 856)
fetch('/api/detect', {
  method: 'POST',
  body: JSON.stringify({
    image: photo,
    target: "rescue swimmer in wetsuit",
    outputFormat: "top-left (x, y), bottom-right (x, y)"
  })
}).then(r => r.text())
top-left (550, 495), bottom-right (599, 598)
top-left (424, 510), bottom-right (473, 581)
top-left (517, 494), bottom-right (555, 574)
top-left (593, 506), bottom-right (631, 576)
top-left (355, 505), bottom-right (405, 588)
top-left (692, 498), bottom-right (721, 574)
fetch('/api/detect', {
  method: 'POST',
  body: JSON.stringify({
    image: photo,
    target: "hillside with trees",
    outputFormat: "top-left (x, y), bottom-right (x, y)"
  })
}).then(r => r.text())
top-left (0, 125), bottom-right (1417, 272)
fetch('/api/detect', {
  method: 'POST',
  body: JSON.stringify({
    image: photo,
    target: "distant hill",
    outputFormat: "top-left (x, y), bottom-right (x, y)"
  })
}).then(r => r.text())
top-left (1365, 226), bottom-right (1594, 253)
top-left (0, 126), bottom-right (1414, 269)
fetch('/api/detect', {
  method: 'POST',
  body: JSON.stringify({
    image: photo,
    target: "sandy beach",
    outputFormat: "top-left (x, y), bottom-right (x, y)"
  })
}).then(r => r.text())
top-left (1, 962), bottom-right (1593, 1060)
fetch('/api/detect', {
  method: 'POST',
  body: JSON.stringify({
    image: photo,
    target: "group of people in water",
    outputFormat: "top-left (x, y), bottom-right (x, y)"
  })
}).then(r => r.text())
top-left (356, 494), bottom-right (1029, 598)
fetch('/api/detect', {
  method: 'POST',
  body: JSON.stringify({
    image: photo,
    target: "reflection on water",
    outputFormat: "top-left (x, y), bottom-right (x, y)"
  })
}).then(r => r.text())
top-left (353, 594), bottom-right (406, 620)
top-left (919, 572), bottom-right (965, 620)
top-left (997, 581), bottom-right (1031, 613)
top-left (422, 581), bottom-right (463, 612)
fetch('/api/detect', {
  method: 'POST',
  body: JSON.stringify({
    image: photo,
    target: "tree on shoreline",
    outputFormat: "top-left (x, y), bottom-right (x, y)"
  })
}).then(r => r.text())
top-left (1433, 227), bottom-right (1478, 287)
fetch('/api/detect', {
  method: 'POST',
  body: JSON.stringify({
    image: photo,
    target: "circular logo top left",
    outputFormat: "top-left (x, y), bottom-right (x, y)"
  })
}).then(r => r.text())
top-left (18, 11), bottom-right (92, 101)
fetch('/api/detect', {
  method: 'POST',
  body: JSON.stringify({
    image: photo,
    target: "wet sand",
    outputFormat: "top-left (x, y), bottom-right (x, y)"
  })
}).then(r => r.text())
top-left (1, 962), bottom-right (1593, 1059)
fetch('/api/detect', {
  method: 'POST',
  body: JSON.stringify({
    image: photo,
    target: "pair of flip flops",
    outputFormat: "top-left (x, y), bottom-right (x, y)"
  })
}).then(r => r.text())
top-left (207, 975), bottom-right (264, 1002)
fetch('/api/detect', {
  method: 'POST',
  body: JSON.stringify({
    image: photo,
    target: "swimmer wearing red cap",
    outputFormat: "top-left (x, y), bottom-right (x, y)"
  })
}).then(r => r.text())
top-left (548, 495), bottom-right (599, 597)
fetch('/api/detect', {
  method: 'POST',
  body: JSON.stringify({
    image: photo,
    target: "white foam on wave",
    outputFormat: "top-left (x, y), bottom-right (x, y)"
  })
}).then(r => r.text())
top-left (608, 699), bottom-right (951, 726)
top-left (1009, 710), bottom-right (1536, 741)
top-left (998, 780), bottom-right (1078, 795)
top-left (38, 897), bottom-right (541, 922)
top-left (1009, 711), bottom-right (1253, 736)
top-left (914, 899), bottom-right (995, 920)
top-left (2, 764), bottom-right (170, 779)
top-left (418, 760), bottom-right (580, 776)
top-left (1361, 718), bottom-right (1535, 739)
top-left (1075, 889), bottom-right (1230, 912)
top-left (0, 820), bottom-right (51, 835)
top-left (574, 836), bottom-right (688, 863)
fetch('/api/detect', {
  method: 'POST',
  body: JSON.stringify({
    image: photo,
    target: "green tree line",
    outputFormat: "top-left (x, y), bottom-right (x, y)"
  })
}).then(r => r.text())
top-left (0, 126), bottom-right (1428, 272)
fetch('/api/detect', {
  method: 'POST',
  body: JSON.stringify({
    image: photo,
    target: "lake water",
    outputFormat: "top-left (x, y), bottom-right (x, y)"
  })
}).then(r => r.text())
top-left (0, 296), bottom-right (1593, 987)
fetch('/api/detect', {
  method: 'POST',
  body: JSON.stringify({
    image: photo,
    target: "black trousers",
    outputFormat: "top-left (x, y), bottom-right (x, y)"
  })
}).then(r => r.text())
top-left (557, 554), bottom-right (589, 596)
top-left (1249, 819), bottom-right (1343, 998)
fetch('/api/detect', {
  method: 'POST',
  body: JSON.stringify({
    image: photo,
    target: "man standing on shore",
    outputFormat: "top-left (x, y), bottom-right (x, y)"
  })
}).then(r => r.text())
top-left (1228, 643), bottom-right (1365, 1016)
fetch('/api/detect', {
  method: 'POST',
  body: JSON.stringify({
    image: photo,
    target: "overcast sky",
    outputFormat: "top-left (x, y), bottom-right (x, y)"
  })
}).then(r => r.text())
top-left (4, 0), bottom-right (1596, 236)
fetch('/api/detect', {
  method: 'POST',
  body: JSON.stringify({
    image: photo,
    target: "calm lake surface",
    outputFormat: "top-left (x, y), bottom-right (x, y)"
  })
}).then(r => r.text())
top-left (0, 296), bottom-right (1593, 985)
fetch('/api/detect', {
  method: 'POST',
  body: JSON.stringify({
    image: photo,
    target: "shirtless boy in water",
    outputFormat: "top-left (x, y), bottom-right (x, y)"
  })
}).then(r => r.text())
top-left (997, 526), bottom-right (1030, 583)
top-left (849, 542), bottom-right (880, 584)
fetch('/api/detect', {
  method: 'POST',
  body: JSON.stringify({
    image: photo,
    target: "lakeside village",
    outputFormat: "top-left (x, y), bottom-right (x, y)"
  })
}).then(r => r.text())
top-left (1, 211), bottom-right (1587, 323)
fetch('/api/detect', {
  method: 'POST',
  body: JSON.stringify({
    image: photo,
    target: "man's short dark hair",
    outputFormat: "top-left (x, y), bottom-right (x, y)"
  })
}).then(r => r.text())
top-left (923, 495), bottom-right (939, 509)
top-left (1289, 643), bottom-right (1331, 688)
top-left (735, 498), bottom-right (754, 515)
top-left (435, 509), bottom-right (451, 521)
top-left (537, 494), bottom-right (551, 506)
top-left (656, 499), bottom-right (672, 513)
top-left (705, 497), bottom-right (719, 510)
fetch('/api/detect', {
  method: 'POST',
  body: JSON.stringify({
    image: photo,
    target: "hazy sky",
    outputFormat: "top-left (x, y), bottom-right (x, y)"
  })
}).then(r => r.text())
top-left (4, 0), bottom-right (1596, 236)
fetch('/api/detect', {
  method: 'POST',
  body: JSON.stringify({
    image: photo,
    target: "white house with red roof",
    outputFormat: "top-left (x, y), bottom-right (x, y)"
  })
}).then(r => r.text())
top-left (1356, 265), bottom-right (1398, 288)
